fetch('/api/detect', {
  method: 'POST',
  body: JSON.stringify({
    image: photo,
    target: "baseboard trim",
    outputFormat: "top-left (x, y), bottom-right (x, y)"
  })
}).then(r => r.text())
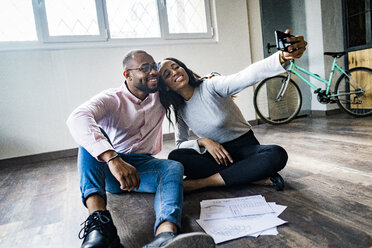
top-left (248, 119), bottom-right (259, 126)
top-left (0, 148), bottom-right (78, 167)
top-left (163, 133), bottom-right (174, 141)
top-left (311, 108), bottom-right (343, 117)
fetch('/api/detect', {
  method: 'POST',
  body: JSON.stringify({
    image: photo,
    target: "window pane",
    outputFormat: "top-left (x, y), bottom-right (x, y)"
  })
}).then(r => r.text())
top-left (347, 0), bottom-right (365, 16)
top-left (348, 14), bottom-right (366, 47)
top-left (106, 0), bottom-right (160, 38)
top-left (0, 0), bottom-right (37, 41)
top-left (44, 0), bottom-right (99, 36)
top-left (166, 0), bottom-right (207, 34)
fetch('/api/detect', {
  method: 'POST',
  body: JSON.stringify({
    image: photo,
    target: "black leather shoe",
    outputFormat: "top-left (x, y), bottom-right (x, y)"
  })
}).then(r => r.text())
top-left (79, 210), bottom-right (123, 248)
top-left (270, 173), bottom-right (285, 191)
top-left (142, 232), bottom-right (215, 248)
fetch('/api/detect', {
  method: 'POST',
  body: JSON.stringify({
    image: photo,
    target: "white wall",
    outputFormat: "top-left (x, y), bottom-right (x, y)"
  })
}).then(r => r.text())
top-left (246, 0), bottom-right (264, 63)
top-left (305, 0), bottom-right (327, 111)
top-left (0, 0), bottom-right (254, 159)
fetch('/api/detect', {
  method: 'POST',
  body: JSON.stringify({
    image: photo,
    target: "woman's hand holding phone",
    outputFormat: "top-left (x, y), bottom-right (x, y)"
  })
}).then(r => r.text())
top-left (277, 29), bottom-right (308, 63)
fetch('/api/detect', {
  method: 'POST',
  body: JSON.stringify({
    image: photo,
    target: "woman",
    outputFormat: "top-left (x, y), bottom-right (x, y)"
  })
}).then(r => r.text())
top-left (158, 32), bottom-right (307, 192)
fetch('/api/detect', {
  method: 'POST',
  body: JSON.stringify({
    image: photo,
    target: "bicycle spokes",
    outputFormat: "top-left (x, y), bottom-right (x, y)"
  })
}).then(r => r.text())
top-left (254, 75), bottom-right (302, 125)
top-left (335, 67), bottom-right (372, 116)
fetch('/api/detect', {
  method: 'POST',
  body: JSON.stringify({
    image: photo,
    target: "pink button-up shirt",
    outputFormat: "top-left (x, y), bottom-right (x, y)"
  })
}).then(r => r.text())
top-left (66, 83), bottom-right (165, 160)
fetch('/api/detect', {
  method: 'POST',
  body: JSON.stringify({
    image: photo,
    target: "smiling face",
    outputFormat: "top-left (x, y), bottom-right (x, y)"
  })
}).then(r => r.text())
top-left (124, 52), bottom-right (159, 99)
top-left (159, 60), bottom-right (190, 93)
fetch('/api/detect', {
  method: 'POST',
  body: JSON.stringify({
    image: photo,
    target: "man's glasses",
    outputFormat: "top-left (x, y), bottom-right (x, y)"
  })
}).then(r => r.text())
top-left (127, 63), bottom-right (159, 73)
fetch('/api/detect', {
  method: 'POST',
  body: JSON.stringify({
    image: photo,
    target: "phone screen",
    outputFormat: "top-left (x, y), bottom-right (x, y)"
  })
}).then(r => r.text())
top-left (275, 31), bottom-right (294, 52)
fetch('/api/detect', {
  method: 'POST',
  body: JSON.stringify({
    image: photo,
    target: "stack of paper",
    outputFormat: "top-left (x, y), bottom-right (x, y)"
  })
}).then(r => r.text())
top-left (196, 195), bottom-right (287, 244)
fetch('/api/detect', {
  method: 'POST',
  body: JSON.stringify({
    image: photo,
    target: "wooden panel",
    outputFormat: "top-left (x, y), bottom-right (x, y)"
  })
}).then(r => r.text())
top-left (348, 48), bottom-right (372, 109)
top-left (348, 48), bottom-right (372, 69)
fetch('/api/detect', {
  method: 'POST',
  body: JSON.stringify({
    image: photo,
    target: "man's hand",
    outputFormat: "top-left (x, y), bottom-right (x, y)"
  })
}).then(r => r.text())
top-left (99, 151), bottom-right (140, 191)
top-left (197, 137), bottom-right (233, 166)
top-left (279, 29), bottom-right (308, 63)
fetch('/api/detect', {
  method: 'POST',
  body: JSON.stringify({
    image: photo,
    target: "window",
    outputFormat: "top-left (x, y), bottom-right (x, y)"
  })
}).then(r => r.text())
top-left (0, 0), bottom-right (214, 46)
top-left (0, 0), bottom-right (38, 41)
top-left (38, 0), bottom-right (107, 42)
top-left (344, 0), bottom-right (372, 49)
top-left (106, 0), bottom-right (161, 39)
top-left (162, 0), bottom-right (212, 39)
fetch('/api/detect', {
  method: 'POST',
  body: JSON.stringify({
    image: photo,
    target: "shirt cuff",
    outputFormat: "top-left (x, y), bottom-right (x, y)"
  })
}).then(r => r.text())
top-left (89, 139), bottom-right (115, 161)
top-left (275, 51), bottom-right (291, 70)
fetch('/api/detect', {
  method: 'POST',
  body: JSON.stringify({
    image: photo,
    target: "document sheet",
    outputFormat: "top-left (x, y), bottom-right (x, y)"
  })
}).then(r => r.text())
top-left (196, 195), bottom-right (287, 244)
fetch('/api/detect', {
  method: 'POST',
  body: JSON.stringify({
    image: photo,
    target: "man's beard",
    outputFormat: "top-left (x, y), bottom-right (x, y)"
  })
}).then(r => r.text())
top-left (137, 80), bottom-right (158, 93)
top-left (145, 86), bottom-right (158, 93)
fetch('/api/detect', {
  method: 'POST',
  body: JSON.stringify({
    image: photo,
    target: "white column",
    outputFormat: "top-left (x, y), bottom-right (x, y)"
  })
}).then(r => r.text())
top-left (305, 0), bottom-right (327, 112)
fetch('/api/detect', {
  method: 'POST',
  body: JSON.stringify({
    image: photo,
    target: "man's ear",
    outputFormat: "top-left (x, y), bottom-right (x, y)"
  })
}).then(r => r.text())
top-left (123, 71), bottom-right (131, 80)
top-left (166, 86), bottom-right (170, 91)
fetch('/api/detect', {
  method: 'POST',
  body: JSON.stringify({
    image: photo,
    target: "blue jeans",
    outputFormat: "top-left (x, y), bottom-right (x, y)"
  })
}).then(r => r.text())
top-left (78, 146), bottom-right (184, 233)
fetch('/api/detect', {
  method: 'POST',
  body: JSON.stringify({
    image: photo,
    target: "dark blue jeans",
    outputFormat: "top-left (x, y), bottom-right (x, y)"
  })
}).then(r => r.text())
top-left (169, 130), bottom-right (288, 186)
top-left (78, 146), bottom-right (184, 233)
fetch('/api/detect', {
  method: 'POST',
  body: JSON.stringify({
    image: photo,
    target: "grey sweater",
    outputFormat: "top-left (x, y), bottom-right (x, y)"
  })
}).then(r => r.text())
top-left (175, 52), bottom-right (287, 153)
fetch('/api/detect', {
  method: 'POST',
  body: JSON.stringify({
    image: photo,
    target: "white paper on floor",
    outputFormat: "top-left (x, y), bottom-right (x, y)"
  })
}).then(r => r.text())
top-left (196, 195), bottom-right (287, 244)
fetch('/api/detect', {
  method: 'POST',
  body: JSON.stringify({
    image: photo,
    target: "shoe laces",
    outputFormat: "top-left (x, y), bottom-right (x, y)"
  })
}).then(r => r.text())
top-left (78, 211), bottom-right (110, 240)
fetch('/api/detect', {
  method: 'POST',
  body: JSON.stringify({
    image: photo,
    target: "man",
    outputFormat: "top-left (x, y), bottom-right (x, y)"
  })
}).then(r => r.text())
top-left (67, 50), bottom-right (215, 248)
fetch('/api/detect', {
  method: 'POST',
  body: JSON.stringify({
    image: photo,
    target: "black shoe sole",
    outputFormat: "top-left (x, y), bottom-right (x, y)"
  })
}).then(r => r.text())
top-left (270, 173), bottom-right (285, 191)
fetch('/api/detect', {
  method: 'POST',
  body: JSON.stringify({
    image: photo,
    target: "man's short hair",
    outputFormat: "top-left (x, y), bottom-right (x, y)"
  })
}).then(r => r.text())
top-left (122, 50), bottom-right (148, 70)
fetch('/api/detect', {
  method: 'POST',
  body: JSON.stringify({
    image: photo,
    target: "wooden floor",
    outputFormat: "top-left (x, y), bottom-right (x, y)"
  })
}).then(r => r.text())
top-left (1, 113), bottom-right (372, 248)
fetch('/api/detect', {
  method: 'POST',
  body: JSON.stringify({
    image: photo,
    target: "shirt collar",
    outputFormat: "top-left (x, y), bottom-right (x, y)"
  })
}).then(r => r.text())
top-left (121, 81), bottom-right (150, 104)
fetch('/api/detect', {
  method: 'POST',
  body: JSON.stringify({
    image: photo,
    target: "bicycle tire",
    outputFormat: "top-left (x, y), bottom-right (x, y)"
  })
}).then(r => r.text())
top-left (254, 75), bottom-right (302, 125)
top-left (335, 67), bottom-right (372, 117)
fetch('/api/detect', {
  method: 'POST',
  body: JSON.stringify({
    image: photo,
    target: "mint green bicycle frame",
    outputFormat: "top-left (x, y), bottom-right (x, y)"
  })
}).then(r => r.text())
top-left (286, 58), bottom-right (364, 98)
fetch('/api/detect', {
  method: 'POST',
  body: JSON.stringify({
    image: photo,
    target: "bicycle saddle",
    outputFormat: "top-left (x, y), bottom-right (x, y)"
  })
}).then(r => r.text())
top-left (323, 52), bottom-right (346, 58)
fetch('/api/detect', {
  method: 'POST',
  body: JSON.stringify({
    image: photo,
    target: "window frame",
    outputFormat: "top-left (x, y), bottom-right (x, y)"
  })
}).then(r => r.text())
top-left (0, 0), bottom-right (215, 50)
top-left (158, 0), bottom-right (214, 40)
top-left (342, 0), bottom-right (372, 51)
top-left (34, 0), bottom-right (108, 43)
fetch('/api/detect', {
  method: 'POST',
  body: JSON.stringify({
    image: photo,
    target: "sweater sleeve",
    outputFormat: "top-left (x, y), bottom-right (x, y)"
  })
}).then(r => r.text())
top-left (175, 115), bottom-right (206, 154)
top-left (208, 51), bottom-right (287, 97)
top-left (66, 92), bottom-right (115, 160)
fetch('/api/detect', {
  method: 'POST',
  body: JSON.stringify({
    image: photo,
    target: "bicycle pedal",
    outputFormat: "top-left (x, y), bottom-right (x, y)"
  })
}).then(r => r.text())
top-left (314, 88), bottom-right (322, 93)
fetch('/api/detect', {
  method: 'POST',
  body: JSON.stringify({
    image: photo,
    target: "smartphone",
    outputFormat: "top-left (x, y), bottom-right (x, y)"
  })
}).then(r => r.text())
top-left (275, 30), bottom-right (294, 52)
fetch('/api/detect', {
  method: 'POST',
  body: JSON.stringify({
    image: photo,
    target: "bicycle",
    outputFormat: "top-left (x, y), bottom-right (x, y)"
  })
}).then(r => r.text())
top-left (253, 52), bottom-right (372, 125)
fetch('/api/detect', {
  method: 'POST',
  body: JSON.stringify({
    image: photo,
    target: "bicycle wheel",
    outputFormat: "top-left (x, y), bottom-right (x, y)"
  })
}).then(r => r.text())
top-left (254, 75), bottom-right (302, 125)
top-left (335, 67), bottom-right (372, 116)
